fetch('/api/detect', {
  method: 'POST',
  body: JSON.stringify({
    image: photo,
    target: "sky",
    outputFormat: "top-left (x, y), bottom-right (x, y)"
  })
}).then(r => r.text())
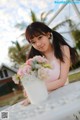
top-left (0, 0), bottom-right (80, 66)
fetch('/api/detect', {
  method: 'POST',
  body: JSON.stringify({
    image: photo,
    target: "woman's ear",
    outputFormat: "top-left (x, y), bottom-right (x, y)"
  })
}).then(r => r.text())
top-left (49, 33), bottom-right (53, 44)
top-left (47, 32), bottom-right (51, 39)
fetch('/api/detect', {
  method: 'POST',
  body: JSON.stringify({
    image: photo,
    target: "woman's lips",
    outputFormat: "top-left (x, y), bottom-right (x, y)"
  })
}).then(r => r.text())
top-left (39, 45), bottom-right (45, 49)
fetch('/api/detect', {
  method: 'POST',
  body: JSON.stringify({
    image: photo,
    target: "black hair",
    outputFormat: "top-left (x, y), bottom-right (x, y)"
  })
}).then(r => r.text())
top-left (25, 21), bottom-right (78, 65)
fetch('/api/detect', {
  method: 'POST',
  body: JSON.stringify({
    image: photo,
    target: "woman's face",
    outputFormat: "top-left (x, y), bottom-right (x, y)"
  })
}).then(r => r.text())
top-left (30, 33), bottom-right (52, 53)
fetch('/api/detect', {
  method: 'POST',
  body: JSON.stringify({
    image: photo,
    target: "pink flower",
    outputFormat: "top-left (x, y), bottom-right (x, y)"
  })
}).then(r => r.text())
top-left (12, 55), bottom-right (52, 84)
top-left (26, 59), bottom-right (33, 65)
top-left (23, 65), bottom-right (31, 74)
top-left (17, 65), bottom-right (31, 77)
top-left (17, 68), bottom-right (24, 77)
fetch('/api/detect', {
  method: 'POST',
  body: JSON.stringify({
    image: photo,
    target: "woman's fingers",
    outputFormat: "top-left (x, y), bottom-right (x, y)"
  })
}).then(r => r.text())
top-left (23, 89), bottom-right (27, 97)
top-left (21, 99), bottom-right (29, 106)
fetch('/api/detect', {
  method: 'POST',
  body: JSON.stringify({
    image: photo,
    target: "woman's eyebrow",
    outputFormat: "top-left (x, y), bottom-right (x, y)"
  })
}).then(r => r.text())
top-left (30, 35), bottom-right (42, 42)
top-left (30, 39), bottom-right (36, 43)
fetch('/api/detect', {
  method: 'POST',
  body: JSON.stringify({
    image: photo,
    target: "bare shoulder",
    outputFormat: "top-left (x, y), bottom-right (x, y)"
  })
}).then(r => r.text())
top-left (61, 45), bottom-right (70, 51)
top-left (61, 45), bottom-right (70, 57)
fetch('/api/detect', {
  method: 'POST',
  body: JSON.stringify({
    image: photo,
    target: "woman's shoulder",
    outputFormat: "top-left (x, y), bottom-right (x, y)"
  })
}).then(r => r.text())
top-left (61, 45), bottom-right (70, 57)
top-left (61, 45), bottom-right (69, 51)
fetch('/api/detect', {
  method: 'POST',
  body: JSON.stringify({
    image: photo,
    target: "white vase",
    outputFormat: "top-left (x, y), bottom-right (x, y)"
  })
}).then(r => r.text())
top-left (21, 75), bottom-right (48, 104)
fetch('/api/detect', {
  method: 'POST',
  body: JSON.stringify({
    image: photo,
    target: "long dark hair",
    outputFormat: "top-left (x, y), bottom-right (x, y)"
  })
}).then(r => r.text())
top-left (25, 21), bottom-right (78, 65)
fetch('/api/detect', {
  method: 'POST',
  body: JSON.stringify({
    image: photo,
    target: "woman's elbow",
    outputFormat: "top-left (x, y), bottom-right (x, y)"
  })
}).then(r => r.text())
top-left (60, 78), bottom-right (67, 87)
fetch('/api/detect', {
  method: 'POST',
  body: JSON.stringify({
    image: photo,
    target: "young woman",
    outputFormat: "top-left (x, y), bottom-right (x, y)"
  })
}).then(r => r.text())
top-left (21, 21), bottom-right (78, 105)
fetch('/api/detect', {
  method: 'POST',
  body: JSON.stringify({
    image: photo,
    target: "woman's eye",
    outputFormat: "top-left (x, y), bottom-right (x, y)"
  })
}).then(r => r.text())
top-left (38, 36), bottom-right (42, 39)
top-left (31, 41), bottom-right (36, 44)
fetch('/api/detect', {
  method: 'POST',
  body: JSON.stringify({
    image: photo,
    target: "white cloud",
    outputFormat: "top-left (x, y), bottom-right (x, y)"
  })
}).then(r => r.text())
top-left (0, 0), bottom-right (8, 4)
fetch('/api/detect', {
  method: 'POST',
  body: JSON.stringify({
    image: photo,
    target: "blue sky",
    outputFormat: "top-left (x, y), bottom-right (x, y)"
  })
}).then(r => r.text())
top-left (0, 0), bottom-right (80, 65)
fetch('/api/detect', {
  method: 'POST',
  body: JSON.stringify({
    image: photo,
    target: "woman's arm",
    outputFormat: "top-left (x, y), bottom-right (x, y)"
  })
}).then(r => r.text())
top-left (21, 89), bottom-right (31, 106)
top-left (46, 45), bottom-right (70, 92)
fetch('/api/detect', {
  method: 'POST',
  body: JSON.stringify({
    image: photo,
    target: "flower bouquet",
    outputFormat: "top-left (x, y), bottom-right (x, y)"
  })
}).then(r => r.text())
top-left (12, 56), bottom-right (51, 104)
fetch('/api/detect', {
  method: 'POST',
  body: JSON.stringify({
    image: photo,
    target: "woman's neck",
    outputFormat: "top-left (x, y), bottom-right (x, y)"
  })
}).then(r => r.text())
top-left (43, 46), bottom-right (54, 62)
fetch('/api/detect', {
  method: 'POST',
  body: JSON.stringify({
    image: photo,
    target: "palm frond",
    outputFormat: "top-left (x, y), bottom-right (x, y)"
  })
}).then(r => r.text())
top-left (31, 10), bottom-right (38, 22)
top-left (52, 19), bottom-right (71, 30)
top-left (11, 41), bottom-right (21, 51)
top-left (15, 22), bottom-right (27, 30)
top-left (41, 10), bottom-right (53, 22)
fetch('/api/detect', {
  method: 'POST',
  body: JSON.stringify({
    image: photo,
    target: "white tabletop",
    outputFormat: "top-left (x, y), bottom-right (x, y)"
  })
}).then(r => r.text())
top-left (1, 81), bottom-right (80, 120)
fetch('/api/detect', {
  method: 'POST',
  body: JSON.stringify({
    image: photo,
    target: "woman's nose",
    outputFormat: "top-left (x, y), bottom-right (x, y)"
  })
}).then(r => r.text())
top-left (36, 41), bottom-right (41, 47)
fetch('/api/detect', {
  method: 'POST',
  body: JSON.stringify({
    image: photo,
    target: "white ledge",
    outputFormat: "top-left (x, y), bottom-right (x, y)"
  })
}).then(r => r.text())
top-left (1, 81), bottom-right (80, 120)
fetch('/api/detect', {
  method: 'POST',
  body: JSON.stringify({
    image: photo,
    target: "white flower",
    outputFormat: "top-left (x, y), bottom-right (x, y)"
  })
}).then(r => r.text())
top-left (38, 67), bottom-right (50, 80)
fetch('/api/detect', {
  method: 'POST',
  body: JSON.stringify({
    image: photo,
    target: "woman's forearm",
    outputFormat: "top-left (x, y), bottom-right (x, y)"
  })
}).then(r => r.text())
top-left (46, 78), bottom-right (66, 92)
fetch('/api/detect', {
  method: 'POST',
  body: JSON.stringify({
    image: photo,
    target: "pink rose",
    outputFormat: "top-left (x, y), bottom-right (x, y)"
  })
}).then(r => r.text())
top-left (26, 59), bottom-right (32, 66)
top-left (23, 65), bottom-right (31, 74)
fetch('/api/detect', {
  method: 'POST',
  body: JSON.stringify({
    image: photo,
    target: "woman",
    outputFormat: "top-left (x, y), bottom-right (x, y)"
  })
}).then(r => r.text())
top-left (22, 21), bottom-right (78, 105)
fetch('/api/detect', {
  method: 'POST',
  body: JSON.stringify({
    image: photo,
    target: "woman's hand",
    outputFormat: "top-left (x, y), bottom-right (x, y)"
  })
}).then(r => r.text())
top-left (21, 98), bottom-right (30, 106)
top-left (23, 89), bottom-right (27, 97)
top-left (21, 89), bottom-right (30, 106)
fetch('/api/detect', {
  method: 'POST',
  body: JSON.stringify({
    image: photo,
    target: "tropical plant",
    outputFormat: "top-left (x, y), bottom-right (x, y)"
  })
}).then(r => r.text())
top-left (8, 41), bottom-right (31, 66)
top-left (68, 20), bottom-right (80, 70)
top-left (69, 21), bottom-right (80, 51)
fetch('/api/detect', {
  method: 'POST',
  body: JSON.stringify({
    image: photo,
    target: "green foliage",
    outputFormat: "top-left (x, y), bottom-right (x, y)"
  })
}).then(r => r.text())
top-left (8, 41), bottom-right (31, 65)
top-left (69, 72), bottom-right (80, 83)
top-left (31, 10), bottom-right (38, 22)
top-left (52, 19), bottom-right (71, 30)
top-left (41, 10), bottom-right (53, 23)
top-left (76, 41), bottom-right (80, 50)
top-left (68, 20), bottom-right (80, 50)
top-left (70, 60), bottom-right (80, 70)
top-left (15, 21), bottom-right (27, 30)
top-left (72, 29), bottom-right (80, 42)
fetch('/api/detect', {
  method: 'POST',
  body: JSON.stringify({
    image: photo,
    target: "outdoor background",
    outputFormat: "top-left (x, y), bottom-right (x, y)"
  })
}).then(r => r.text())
top-left (0, 0), bottom-right (80, 110)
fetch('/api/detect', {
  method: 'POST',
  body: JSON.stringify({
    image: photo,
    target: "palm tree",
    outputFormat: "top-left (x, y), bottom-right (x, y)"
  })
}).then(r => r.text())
top-left (8, 41), bottom-right (30, 66)
top-left (68, 20), bottom-right (80, 51)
